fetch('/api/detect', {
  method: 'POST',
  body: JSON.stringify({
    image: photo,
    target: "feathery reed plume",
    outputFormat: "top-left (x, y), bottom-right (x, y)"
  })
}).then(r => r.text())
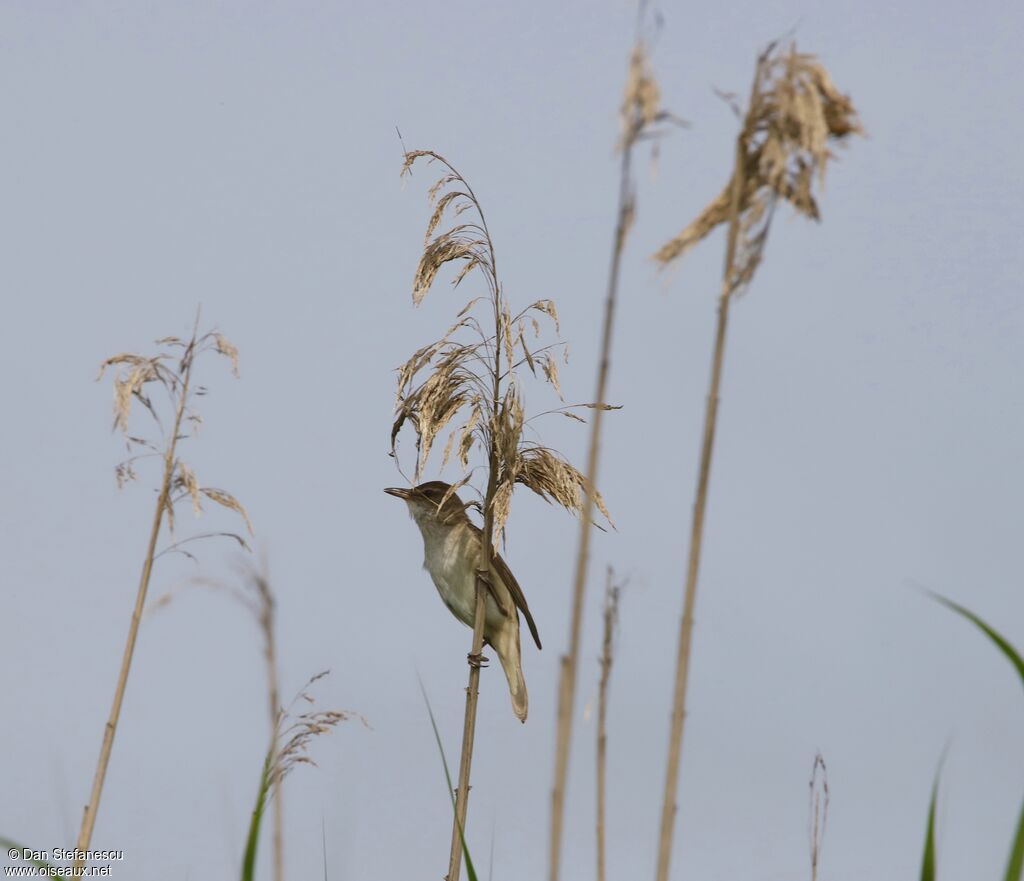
top-left (241, 672), bottom-right (358, 881)
top-left (396, 150), bottom-right (609, 881)
top-left (596, 568), bottom-right (623, 881)
top-left (76, 317), bottom-right (251, 870)
top-left (808, 753), bottom-right (829, 881)
top-left (549, 21), bottom-right (676, 881)
top-left (653, 43), bottom-right (862, 881)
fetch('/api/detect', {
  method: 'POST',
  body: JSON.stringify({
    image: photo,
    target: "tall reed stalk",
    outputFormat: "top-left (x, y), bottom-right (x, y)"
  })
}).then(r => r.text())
top-left (448, 453), bottom-right (499, 880)
top-left (77, 320), bottom-right (250, 870)
top-left (395, 151), bottom-right (609, 881)
top-left (652, 43), bottom-right (861, 881)
top-left (596, 568), bottom-right (622, 881)
top-left (549, 36), bottom-right (668, 881)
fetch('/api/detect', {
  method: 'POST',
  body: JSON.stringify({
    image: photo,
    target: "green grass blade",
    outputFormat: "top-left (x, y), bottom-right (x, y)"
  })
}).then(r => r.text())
top-left (240, 747), bottom-right (274, 881)
top-left (0, 838), bottom-right (66, 880)
top-left (932, 593), bottom-right (1024, 881)
top-left (417, 677), bottom-right (479, 881)
top-left (1005, 795), bottom-right (1024, 881)
top-left (930, 593), bottom-right (1024, 689)
top-left (920, 772), bottom-right (940, 881)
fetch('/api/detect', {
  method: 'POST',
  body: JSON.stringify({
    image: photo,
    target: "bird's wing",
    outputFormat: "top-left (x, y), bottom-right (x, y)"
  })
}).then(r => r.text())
top-left (468, 524), bottom-right (542, 650)
top-left (491, 550), bottom-right (543, 651)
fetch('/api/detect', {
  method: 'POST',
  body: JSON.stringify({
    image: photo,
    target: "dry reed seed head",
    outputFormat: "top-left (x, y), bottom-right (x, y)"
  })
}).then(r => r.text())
top-left (265, 671), bottom-right (363, 795)
top-left (654, 41), bottom-right (862, 278)
top-left (201, 487), bottom-right (255, 535)
top-left (268, 708), bottom-right (354, 792)
top-left (100, 328), bottom-right (241, 438)
top-left (530, 299), bottom-right (560, 334)
top-left (401, 151), bottom-right (498, 307)
top-left (399, 149), bottom-right (434, 179)
top-left (457, 403), bottom-right (481, 469)
top-left (395, 149), bottom-right (613, 538)
top-left (519, 327), bottom-right (538, 376)
top-left (490, 479), bottom-right (514, 545)
top-left (165, 458), bottom-right (253, 536)
top-left (440, 425), bottom-right (458, 469)
top-left (501, 302), bottom-right (515, 375)
top-left (163, 489), bottom-right (176, 536)
top-left (425, 190), bottom-right (470, 244)
top-left (409, 369), bottom-right (470, 480)
top-left (175, 461), bottom-right (203, 515)
top-left (115, 461), bottom-right (138, 488)
top-left (210, 332), bottom-right (240, 376)
top-left (98, 354), bottom-right (173, 434)
top-left (438, 474), bottom-right (475, 522)
top-left (413, 233), bottom-right (478, 305)
top-left (396, 341), bottom-right (445, 404)
top-left (515, 446), bottom-right (613, 526)
top-left (451, 257), bottom-right (484, 289)
top-left (621, 44), bottom-right (662, 146)
top-left (541, 353), bottom-right (563, 400)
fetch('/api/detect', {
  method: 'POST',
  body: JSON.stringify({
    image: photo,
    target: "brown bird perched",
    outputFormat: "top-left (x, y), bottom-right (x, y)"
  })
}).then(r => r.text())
top-left (384, 481), bottom-right (542, 722)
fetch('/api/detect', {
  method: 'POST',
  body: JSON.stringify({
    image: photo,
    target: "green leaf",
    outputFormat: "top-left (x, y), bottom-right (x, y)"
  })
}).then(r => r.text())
top-left (931, 593), bottom-right (1024, 881)
top-left (0, 838), bottom-right (66, 880)
top-left (930, 593), bottom-right (1024, 689)
top-left (1005, 795), bottom-right (1024, 881)
top-left (418, 678), bottom-right (479, 881)
top-left (920, 772), bottom-right (939, 881)
top-left (240, 745), bottom-right (274, 881)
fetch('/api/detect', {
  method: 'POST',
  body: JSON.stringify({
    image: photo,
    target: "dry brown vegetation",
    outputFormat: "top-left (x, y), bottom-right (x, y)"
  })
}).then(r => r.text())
top-left (653, 41), bottom-right (861, 881)
top-left (19, 28), bottom-right (867, 881)
top-left (76, 320), bottom-right (251, 871)
top-left (389, 36), bottom-right (861, 881)
top-left (548, 30), bottom-right (679, 881)
top-left (596, 568), bottom-right (624, 881)
top-left (394, 150), bottom-right (611, 881)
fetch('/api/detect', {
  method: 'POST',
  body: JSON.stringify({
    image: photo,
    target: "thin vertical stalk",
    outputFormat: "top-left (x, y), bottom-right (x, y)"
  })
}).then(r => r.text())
top-left (596, 568), bottom-right (620, 881)
top-left (75, 337), bottom-right (197, 868)
top-left (809, 753), bottom-right (829, 881)
top-left (259, 583), bottom-right (284, 881)
top-left (549, 120), bottom-right (634, 881)
top-left (654, 136), bottom-right (746, 881)
top-left (447, 471), bottom-right (495, 881)
top-left (448, 215), bottom-right (502, 881)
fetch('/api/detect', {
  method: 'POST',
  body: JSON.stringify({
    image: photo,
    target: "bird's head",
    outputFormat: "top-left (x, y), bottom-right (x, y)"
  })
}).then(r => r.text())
top-left (384, 481), bottom-right (471, 528)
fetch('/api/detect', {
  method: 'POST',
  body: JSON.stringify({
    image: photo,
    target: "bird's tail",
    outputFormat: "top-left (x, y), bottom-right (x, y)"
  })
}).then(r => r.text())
top-left (492, 627), bottom-right (528, 723)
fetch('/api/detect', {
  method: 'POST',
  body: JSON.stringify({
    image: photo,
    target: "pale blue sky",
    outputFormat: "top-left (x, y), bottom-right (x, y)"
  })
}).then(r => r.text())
top-left (1, 2), bottom-right (1022, 880)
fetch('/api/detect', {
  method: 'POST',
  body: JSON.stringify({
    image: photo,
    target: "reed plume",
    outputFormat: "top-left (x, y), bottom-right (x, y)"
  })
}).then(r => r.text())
top-left (241, 671), bottom-right (357, 881)
top-left (549, 27), bottom-right (675, 881)
top-left (653, 42), bottom-right (862, 881)
top-left (395, 150), bottom-right (610, 881)
top-left (76, 318), bottom-right (251, 871)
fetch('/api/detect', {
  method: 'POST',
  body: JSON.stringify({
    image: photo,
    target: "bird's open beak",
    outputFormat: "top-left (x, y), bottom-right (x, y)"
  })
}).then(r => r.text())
top-left (384, 486), bottom-right (411, 499)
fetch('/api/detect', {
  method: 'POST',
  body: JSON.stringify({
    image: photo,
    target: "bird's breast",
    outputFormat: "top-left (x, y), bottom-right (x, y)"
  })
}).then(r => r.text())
top-left (421, 525), bottom-right (479, 627)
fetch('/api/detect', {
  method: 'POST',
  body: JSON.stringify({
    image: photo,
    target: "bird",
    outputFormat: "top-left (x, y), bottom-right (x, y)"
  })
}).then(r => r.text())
top-left (384, 480), bottom-right (542, 722)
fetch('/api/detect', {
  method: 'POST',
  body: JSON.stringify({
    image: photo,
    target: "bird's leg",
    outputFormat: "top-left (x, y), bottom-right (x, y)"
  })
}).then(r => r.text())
top-left (468, 569), bottom-right (491, 663)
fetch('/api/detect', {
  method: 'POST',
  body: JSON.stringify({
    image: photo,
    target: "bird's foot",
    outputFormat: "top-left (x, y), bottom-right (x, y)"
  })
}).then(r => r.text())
top-left (467, 651), bottom-right (489, 668)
